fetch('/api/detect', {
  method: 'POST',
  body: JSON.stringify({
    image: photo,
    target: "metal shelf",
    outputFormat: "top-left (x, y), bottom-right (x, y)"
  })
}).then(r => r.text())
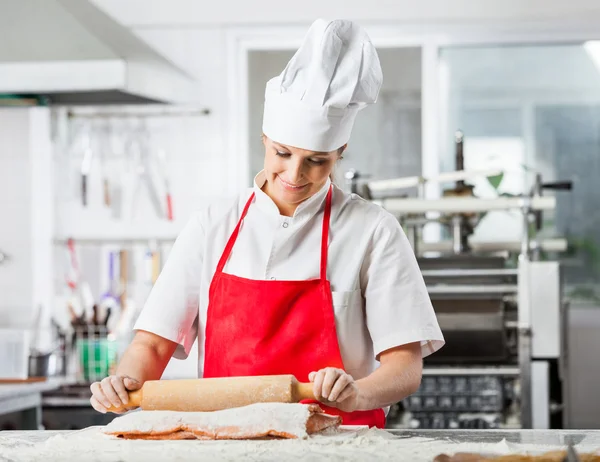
top-left (423, 367), bottom-right (520, 376)
top-left (422, 269), bottom-right (519, 277)
top-left (426, 284), bottom-right (518, 294)
top-left (54, 223), bottom-right (181, 245)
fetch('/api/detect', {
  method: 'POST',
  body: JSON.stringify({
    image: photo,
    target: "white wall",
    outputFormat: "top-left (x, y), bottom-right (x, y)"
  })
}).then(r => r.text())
top-left (0, 108), bottom-right (54, 346)
top-left (0, 0), bottom-right (116, 61)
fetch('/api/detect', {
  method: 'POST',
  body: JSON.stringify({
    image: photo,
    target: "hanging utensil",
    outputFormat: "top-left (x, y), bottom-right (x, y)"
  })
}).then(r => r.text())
top-left (100, 120), bottom-right (116, 209)
top-left (103, 250), bottom-right (120, 302)
top-left (152, 248), bottom-right (161, 284)
top-left (64, 238), bottom-right (83, 324)
top-left (80, 131), bottom-right (93, 207)
top-left (157, 148), bottom-right (174, 221)
top-left (129, 123), bottom-right (165, 219)
top-left (113, 249), bottom-right (136, 338)
top-left (99, 250), bottom-right (120, 333)
top-left (118, 249), bottom-right (128, 310)
top-left (102, 144), bottom-right (111, 208)
top-left (103, 177), bottom-right (111, 207)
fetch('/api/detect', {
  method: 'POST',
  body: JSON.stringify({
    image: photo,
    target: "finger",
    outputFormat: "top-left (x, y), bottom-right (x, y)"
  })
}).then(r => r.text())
top-left (328, 374), bottom-right (351, 402)
top-left (111, 376), bottom-right (130, 405)
top-left (336, 385), bottom-right (355, 403)
top-left (308, 372), bottom-right (316, 382)
top-left (321, 368), bottom-right (340, 399)
top-left (101, 377), bottom-right (124, 408)
top-left (90, 396), bottom-right (107, 414)
top-left (123, 377), bottom-right (142, 391)
top-left (90, 381), bottom-right (112, 409)
top-left (312, 370), bottom-right (326, 401)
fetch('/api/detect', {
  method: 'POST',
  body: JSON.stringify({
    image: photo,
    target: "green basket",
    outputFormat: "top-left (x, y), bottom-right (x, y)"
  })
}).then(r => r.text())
top-left (77, 338), bottom-right (118, 382)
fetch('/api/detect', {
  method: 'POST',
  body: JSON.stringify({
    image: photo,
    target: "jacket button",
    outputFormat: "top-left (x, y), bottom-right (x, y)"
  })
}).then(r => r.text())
top-left (282, 222), bottom-right (289, 228)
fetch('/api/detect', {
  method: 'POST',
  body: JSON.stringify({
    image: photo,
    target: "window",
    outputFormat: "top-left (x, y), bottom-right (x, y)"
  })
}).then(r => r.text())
top-left (440, 44), bottom-right (600, 300)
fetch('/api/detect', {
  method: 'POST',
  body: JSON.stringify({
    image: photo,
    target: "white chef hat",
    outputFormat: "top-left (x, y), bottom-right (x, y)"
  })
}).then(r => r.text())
top-left (262, 19), bottom-right (383, 152)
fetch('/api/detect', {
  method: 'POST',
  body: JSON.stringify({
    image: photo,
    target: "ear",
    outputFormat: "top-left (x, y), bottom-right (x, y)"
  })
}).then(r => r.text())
top-left (338, 144), bottom-right (347, 157)
top-left (261, 133), bottom-right (268, 146)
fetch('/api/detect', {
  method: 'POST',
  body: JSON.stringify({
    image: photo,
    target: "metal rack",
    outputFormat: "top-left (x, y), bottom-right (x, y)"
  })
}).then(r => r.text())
top-left (66, 107), bottom-right (211, 119)
top-left (347, 159), bottom-right (571, 429)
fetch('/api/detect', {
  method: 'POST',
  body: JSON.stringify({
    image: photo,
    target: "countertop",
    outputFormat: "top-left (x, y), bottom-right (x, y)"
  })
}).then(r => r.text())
top-left (0, 378), bottom-right (77, 421)
top-left (1, 428), bottom-right (599, 462)
top-left (0, 378), bottom-right (72, 401)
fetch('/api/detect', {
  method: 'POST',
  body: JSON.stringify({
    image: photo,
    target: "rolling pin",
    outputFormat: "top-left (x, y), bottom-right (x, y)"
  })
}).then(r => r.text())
top-left (106, 374), bottom-right (316, 413)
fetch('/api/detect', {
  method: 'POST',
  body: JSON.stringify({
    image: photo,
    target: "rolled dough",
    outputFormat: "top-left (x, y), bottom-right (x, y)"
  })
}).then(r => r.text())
top-left (434, 450), bottom-right (600, 462)
top-left (103, 403), bottom-right (341, 440)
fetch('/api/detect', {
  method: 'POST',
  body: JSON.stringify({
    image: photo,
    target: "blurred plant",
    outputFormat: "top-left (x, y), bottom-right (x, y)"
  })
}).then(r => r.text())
top-left (486, 172), bottom-right (504, 190)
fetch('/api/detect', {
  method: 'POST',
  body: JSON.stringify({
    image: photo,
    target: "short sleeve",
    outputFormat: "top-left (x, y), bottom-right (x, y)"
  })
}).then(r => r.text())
top-left (134, 212), bottom-right (204, 360)
top-left (361, 212), bottom-right (444, 359)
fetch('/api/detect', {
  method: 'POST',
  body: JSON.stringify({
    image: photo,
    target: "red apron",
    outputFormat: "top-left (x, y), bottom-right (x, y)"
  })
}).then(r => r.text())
top-left (203, 186), bottom-right (385, 428)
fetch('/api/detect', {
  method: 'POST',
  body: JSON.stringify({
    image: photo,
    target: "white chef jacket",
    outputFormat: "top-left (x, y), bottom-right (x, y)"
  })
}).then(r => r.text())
top-left (135, 172), bottom-right (444, 380)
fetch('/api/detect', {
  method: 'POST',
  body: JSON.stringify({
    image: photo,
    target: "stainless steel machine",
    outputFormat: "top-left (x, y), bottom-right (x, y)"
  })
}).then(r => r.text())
top-left (347, 133), bottom-right (572, 430)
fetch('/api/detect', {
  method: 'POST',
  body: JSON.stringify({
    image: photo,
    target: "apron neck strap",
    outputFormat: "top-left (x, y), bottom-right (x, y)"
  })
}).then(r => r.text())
top-left (320, 185), bottom-right (333, 281)
top-left (216, 185), bottom-right (334, 279)
top-left (216, 193), bottom-right (255, 274)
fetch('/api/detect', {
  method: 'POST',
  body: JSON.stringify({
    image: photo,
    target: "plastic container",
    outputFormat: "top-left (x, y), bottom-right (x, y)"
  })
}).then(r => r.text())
top-left (0, 329), bottom-right (31, 379)
top-left (76, 335), bottom-right (118, 382)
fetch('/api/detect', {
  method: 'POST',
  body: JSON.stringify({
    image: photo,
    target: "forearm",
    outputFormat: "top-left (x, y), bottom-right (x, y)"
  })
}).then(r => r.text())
top-left (115, 331), bottom-right (177, 383)
top-left (355, 342), bottom-right (423, 410)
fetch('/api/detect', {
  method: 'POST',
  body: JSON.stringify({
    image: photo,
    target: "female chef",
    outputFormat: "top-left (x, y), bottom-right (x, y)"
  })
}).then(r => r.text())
top-left (90, 19), bottom-right (444, 428)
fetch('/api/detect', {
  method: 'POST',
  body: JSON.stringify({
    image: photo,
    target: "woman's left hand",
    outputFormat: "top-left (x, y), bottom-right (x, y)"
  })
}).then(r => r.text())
top-left (309, 367), bottom-right (359, 413)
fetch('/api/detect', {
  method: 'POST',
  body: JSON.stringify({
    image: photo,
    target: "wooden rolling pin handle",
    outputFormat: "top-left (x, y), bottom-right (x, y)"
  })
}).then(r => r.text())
top-left (292, 381), bottom-right (316, 402)
top-left (105, 389), bottom-right (143, 413)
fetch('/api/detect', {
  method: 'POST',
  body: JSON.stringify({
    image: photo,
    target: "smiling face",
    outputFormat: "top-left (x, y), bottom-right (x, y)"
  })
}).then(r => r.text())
top-left (262, 135), bottom-right (344, 216)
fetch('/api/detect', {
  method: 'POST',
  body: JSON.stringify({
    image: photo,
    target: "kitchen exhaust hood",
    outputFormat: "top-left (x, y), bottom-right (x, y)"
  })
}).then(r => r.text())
top-left (0, 0), bottom-right (197, 104)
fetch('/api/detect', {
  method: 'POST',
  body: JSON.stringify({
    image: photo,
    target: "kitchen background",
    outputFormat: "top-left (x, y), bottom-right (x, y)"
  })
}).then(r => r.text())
top-left (1, 0), bottom-right (600, 430)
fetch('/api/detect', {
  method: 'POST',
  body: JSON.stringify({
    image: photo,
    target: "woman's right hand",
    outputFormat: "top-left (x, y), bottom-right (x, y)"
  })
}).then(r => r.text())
top-left (90, 375), bottom-right (142, 414)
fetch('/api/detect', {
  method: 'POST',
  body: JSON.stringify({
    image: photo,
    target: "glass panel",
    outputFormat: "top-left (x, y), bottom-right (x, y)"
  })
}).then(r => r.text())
top-left (247, 47), bottom-right (423, 192)
top-left (440, 44), bottom-right (600, 301)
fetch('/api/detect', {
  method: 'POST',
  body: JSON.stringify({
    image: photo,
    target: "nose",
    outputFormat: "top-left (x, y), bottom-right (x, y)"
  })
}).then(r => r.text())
top-left (287, 158), bottom-right (304, 184)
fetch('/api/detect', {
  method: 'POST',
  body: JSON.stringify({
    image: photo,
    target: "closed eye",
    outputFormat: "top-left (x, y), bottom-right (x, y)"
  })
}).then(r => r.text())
top-left (276, 151), bottom-right (326, 166)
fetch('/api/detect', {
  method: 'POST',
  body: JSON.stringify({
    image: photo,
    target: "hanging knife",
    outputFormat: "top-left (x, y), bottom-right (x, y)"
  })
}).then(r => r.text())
top-left (81, 134), bottom-right (93, 207)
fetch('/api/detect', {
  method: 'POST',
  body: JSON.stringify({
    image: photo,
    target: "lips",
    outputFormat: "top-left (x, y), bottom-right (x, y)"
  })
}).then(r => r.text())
top-left (278, 175), bottom-right (308, 191)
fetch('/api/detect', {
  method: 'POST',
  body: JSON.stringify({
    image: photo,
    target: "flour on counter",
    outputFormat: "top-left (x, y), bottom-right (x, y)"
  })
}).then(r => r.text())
top-left (2, 428), bottom-right (599, 462)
